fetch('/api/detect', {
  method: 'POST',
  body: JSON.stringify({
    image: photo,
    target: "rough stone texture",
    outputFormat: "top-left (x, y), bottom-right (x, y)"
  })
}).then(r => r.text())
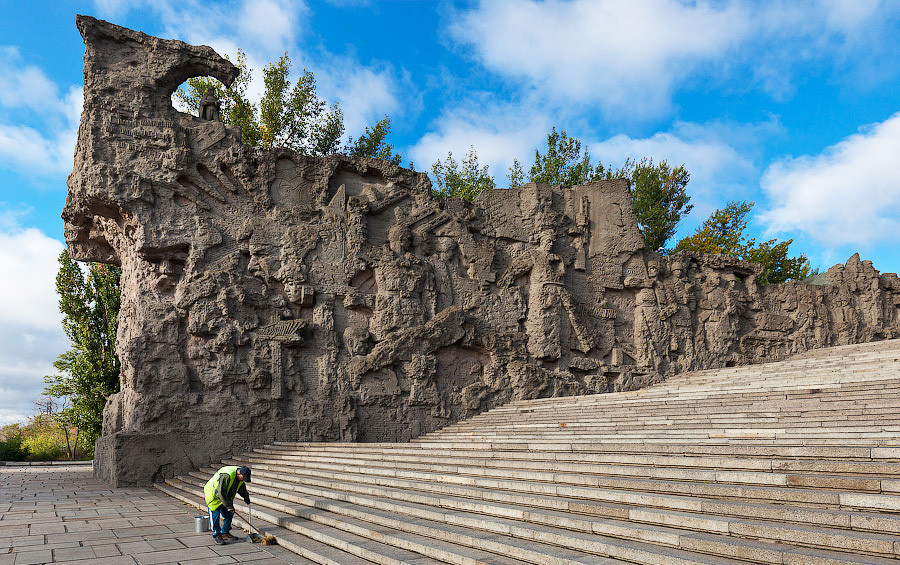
top-left (65, 16), bottom-right (900, 486)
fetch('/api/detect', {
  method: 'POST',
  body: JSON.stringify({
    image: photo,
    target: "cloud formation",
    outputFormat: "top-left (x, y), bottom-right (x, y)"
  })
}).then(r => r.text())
top-left (96, 0), bottom-right (401, 143)
top-left (451, 0), bottom-right (748, 117)
top-left (408, 100), bottom-right (552, 183)
top-left (0, 219), bottom-right (67, 427)
top-left (450, 0), bottom-right (900, 118)
top-left (760, 112), bottom-right (900, 248)
top-left (0, 48), bottom-right (83, 177)
top-left (590, 121), bottom-right (762, 219)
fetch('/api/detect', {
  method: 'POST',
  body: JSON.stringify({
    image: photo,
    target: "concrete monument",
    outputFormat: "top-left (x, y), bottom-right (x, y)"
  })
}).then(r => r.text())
top-left (65, 17), bottom-right (900, 485)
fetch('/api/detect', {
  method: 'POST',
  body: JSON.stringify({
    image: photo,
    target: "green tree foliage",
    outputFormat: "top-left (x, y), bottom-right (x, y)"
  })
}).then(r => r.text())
top-left (43, 251), bottom-right (121, 455)
top-left (431, 147), bottom-right (496, 201)
top-left (510, 129), bottom-right (692, 251)
top-left (174, 49), bottom-right (261, 146)
top-left (345, 115), bottom-right (403, 165)
top-left (525, 127), bottom-right (609, 186)
top-left (258, 57), bottom-right (344, 154)
top-left (675, 200), bottom-right (812, 284)
top-left (0, 425), bottom-right (28, 461)
top-left (626, 159), bottom-right (692, 252)
top-left (743, 239), bottom-right (814, 286)
top-left (675, 200), bottom-right (752, 256)
top-left (175, 52), bottom-right (401, 161)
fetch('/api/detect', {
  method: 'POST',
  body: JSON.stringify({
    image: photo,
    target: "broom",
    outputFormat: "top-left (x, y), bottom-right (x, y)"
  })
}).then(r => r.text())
top-left (233, 504), bottom-right (276, 545)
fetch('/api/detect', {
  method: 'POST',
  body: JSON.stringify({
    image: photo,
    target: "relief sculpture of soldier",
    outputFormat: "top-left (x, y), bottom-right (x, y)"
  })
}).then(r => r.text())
top-left (499, 229), bottom-right (593, 361)
top-left (372, 222), bottom-right (436, 341)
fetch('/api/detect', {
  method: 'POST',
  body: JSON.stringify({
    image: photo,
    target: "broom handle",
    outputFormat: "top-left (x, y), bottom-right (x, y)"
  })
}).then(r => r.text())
top-left (232, 506), bottom-right (263, 536)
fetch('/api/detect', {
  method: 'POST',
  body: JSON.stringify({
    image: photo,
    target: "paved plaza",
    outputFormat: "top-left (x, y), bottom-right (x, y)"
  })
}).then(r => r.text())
top-left (0, 464), bottom-right (305, 565)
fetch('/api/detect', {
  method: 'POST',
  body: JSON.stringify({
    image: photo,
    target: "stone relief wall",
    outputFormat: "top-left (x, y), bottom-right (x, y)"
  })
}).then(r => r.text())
top-left (65, 17), bottom-right (900, 486)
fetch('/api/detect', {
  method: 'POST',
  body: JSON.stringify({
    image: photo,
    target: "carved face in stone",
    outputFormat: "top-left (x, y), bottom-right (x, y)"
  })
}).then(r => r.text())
top-left (436, 236), bottom-right (456, 259)
top-left (283, 277), bottom-right (304, 303)
top-left (671, 262), bottom-right (685, 279)
top-left (343, 324), bottom-right (371, 356)
top-left (647, 261), bottom-right (660, 279)
top-left (247, 238), bottom-right (278, 280)
top-left (388, 224), bottom-right (412, 255)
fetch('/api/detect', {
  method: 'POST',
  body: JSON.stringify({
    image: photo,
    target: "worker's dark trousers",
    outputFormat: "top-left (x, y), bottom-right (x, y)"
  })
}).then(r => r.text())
top-left (208, 505), bottom-right (234, 537)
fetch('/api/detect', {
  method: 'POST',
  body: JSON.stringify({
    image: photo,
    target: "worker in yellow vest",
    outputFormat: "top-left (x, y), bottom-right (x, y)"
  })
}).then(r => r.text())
top-left (204, 465), bottom-right (251, 545)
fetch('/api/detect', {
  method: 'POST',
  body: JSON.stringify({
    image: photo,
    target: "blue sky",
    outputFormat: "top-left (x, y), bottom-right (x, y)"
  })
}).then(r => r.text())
top-left (1, 0), bottom-right (899, 425)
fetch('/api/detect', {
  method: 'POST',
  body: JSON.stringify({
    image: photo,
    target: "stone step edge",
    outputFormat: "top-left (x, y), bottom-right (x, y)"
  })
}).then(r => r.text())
top-left (252, 446), bottom-right (900, 478)
top-left (241, 452), bottom-right (899, 501)
top-left (166, 473), bottom-right (747, 565)
top-left (267, 441), bottom-right (900, 462)
top-left (213, 462), bottom-right (900, 556)
top-left (157, 481), bottom-right (465, 565)
top-left (189, 466), bottom-right (900, 562)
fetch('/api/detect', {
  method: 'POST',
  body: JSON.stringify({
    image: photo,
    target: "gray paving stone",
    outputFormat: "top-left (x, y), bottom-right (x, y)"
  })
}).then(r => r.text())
top-left (131, 546), bottom-right (219, 564)
top-left (11, 549), bottom-right (51, 565)
top-left (145, 538), bottom-right (185, 551)
top-left (159, 557), bottom-right (234, 565)
top-left (63, 557), bottom-right (138, 565)
top-left (52, 546), bottom-right (97, 561)
top-left (0, 466), bottom-right (289, 565)
top-left (91, 543), bottom-right (123, 557)
top-left (116, 541), bottom-right (156, 554)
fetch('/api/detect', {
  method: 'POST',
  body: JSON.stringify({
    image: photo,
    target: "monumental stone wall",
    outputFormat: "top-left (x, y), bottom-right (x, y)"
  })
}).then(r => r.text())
top-left (65, 17), bottom-right (900, 486)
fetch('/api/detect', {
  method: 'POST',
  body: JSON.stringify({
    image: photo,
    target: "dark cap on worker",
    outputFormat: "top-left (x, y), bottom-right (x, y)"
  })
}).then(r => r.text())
top-left (239, 465), bottom-right (251, 482)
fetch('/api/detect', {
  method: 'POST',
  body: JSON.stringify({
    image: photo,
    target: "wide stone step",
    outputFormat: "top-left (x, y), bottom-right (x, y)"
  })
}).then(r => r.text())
top-left (171, 472), bottom-right (742, 565)
top-left (274, 440), bottom-right (900, 462)
top-left (161, 477), bottom-right (539, 565)
top-left (228, 455), bottom-right (900, 529)
top-left (181, 465), bottom-right (900, 564)
top-left (245, 448), bottom-right (899, 493)
top-left (220, 459), bottom-right (900, 547)
top-left (256, 444), bottom-right (900, 475)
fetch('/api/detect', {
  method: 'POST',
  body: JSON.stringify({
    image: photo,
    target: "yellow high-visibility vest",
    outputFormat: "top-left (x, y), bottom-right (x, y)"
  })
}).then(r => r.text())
top-left (204, 466), bottom-right (239, 510)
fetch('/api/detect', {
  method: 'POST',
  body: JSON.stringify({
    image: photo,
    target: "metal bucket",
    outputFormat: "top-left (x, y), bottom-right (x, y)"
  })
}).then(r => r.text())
top-left (194, 516), bottom-right (209, 533)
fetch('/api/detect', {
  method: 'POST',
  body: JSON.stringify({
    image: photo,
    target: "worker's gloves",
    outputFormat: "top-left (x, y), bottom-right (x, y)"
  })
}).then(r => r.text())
top-left (226, 505), bottom-right (235, 512)
top-left (243, 496), bottom-right (251, 505)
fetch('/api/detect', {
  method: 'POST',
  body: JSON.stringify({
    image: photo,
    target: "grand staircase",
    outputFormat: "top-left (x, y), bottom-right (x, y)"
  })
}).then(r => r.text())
top-left (157, 339), bottom-right (900, 564)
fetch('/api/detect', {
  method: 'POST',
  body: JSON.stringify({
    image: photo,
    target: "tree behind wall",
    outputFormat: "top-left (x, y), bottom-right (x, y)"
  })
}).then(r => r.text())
top-left (43, 251), bottom-right (121, 456)
top-left (174, 52), bottom-right (402, 164)
top-left (675, 200), bottom-right (812, 284)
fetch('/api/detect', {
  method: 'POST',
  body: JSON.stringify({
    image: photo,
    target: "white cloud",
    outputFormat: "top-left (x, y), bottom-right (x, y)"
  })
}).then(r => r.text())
top-left (0, 408), bottom-right (31, 428)
top-left (0, 226), bottom-right (65, 330)
top-left (317, 61), bottom-right (402, 140)
top-left (451, 0), bottom-right (750, 117)
top-left (0, 221), bottom-right (68, 427)
top-left (0, 47), bottom-right (68, 116)
top-left (450, 0), bottom-right (900, 118)
top-left (591, 122), bottom-right (756, 198)
top-left (0, 89), bottom-right (81, 176)
top-left (0, 47), bottom-right (82, 177)
top-left (822, 0), bottom-right (882, 36)
top-left (237, 0), bottom-right (303, 55)
top-left (760, 112), bottom-right (900, 247)
top-left (409, 101), bottom-right (551, 182)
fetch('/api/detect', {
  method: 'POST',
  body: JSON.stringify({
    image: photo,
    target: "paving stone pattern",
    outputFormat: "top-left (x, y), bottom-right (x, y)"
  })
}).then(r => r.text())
top-left (0, 465), bottom-right (311, 565)
top-left (160, 339), bottom-right (900, 564)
